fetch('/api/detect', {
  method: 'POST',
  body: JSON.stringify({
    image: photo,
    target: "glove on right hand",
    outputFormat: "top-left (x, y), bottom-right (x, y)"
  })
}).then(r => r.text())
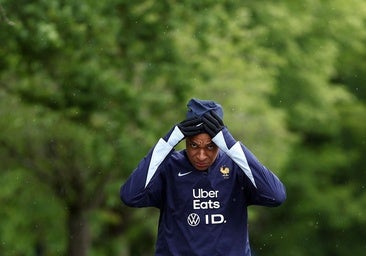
top-left (178, 116), bottom-right (204, 137)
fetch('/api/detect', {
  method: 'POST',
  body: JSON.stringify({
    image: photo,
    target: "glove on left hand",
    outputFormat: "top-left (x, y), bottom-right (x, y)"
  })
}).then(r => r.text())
top-left (203, 111), bottom-right (225, 138)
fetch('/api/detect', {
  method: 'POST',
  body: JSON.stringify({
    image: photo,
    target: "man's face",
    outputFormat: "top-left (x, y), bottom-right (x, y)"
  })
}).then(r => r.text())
top-left (185, 133), bottom-right (219, 171)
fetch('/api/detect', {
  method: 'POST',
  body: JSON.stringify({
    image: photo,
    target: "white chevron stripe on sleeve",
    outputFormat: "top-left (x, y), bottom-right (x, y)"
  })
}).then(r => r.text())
top-left (145, 139), bottom-right (173, 187)
top-left (213, 131), bottom-right (257, 188)
top-left (145, 127), bottom-right (184, 187)
top-left (167, 126), bottom-right (184, 147)
top-left (229, 142), bottom-right (257, 188)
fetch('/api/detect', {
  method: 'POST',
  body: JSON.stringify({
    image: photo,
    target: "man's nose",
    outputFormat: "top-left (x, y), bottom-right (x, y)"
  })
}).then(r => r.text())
top-left (197, 149), bottom-right (208, 160)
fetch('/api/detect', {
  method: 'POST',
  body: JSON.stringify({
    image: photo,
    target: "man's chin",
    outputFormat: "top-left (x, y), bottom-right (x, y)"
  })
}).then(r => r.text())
top-left (194, 164), bottom-right (209, 171)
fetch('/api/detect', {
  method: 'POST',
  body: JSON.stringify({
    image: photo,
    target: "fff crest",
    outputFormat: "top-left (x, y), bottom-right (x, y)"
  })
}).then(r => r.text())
top-left (220, 166), bottom-right (230, 178)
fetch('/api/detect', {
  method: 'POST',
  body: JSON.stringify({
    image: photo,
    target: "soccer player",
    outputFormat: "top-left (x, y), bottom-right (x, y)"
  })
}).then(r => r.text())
top-left (120, 98), bottom-right (286, 255)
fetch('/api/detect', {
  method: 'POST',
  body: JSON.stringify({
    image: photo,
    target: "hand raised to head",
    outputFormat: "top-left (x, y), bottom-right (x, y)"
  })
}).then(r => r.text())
top-left (178, 116), bottom-right (204, 137)
top-left (202, 111), bottom-right (225, 138)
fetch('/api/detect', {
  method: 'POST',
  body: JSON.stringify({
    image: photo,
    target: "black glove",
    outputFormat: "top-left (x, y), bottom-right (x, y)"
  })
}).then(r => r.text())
top-left (178, 116), bottom-right (204, 137)
top-left (203, 111), bottom-right (225, 138)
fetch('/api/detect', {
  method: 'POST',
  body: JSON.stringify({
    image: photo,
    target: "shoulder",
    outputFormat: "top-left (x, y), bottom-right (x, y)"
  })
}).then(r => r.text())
top-left (215, 150), bottom-right (247, 176)
top-left (169, 149), bottom-right (186, 160)
top-left (162, 150), bottom-right (189, 169)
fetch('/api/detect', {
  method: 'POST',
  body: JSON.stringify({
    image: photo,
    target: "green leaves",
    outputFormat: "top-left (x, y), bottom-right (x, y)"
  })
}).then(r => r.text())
top-left (0, 0), bottom-right (365, 255)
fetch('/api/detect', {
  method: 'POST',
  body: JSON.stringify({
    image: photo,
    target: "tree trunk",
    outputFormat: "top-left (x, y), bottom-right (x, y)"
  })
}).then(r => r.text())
top-left (67, 208), bottom-right (91, 256)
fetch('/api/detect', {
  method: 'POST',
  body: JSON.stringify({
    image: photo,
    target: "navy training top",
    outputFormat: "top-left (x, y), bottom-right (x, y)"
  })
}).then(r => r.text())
top-left (120, 127), bottom-right (286, 256)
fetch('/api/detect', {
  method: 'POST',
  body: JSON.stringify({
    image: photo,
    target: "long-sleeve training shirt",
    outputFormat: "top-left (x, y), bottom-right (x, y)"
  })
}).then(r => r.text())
top-left (120, 127), bottom-right (286, 256)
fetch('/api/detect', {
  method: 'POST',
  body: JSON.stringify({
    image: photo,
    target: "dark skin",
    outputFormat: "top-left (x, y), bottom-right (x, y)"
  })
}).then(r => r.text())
top-left (185, 133), bottom-right (219, 171)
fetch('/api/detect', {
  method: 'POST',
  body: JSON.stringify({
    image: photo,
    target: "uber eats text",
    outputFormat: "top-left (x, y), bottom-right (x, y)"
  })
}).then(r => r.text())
top-left (192, 188), bottom-right (220, 209)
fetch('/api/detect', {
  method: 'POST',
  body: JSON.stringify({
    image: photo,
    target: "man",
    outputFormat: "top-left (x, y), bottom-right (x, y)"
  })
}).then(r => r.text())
top-left (120, 98), bottom-right (286, 256)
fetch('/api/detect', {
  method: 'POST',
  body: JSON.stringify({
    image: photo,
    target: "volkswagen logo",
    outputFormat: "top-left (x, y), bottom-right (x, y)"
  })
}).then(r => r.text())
top-left (187, 213), bottom-right (200, 226)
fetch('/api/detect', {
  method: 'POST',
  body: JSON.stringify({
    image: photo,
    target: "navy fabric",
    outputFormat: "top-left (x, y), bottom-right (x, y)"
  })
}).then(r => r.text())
top-left (120, 127), bottom-right (286, 255)
top-left (186, 98), bottom-right (224, 119)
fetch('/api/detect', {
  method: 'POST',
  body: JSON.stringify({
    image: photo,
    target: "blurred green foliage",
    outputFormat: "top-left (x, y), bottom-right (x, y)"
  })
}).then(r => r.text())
top-left (0, 0), bottom-right (365, 255)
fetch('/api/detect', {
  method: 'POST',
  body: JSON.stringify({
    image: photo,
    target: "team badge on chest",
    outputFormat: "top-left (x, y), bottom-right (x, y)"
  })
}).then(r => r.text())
top-left (220, 166), bottom-right (230, 179)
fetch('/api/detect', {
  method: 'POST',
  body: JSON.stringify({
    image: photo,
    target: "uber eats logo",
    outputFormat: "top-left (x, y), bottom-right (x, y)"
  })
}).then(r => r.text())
top-left (193, 188), bottom-right (220, 209)
top-left (187, 188), bottom-right (226, 226)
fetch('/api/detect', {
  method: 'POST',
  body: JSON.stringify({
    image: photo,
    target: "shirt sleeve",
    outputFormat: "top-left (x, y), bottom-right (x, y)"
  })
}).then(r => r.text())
top-left (212, 128), bottom-right (287, 207)
top-left (120, 126), bottom-right (184, 208)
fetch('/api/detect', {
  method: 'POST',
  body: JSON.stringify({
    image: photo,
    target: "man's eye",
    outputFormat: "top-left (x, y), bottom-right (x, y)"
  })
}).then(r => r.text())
top-left (207, 144), bottom-right (216, 150)
top-left (190, 142), bottom-right (198, 148)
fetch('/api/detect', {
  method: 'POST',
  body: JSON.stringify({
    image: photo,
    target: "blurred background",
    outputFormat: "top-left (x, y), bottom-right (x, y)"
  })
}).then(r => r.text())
top-left (0, 0), bottom-right (365, 255)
